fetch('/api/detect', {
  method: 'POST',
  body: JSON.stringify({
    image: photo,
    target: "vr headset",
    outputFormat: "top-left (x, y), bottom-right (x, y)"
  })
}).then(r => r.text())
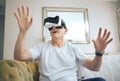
top-left (44, 16), bottom-right (66, 30)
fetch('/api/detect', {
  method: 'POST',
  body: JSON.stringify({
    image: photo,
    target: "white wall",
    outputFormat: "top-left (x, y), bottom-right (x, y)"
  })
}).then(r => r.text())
top-left (4, 0), bottom-right (120, 59)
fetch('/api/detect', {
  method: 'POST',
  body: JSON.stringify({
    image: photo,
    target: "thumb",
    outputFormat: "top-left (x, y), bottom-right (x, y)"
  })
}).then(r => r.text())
top-left (30, 17), bottom-right (33, 24)
top-left (92, 39), bottom-right (97, 48)
top-left (92, 39), bottom-right (95, 44)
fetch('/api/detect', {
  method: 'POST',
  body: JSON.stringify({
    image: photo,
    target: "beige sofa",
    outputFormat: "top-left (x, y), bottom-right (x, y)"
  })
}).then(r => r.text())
top-left (0, 60), bottom-right (39, 81)
top-left (0, 54), bottom-right (120, 81)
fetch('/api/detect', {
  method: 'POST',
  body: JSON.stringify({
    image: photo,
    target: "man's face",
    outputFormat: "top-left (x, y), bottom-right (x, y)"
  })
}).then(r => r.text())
top-left (49, 26), bottom-right (67, 39)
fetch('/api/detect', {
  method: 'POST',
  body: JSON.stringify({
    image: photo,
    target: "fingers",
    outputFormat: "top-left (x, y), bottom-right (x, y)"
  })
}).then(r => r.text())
top-left (104, 31), bottom-right (110, 41)
top-left (106, 38), bottom-right (113, 44)
top-left (102, 29), bottom-right (111, 41)
top-left (98, 27), bottom-right (113, 43)
top-left (97, 27), bottom-right (102, 38)
top-left (92, 40), bottom-right (96, 46)
top-left (22, 6), bottom-right (25, 16)
top-left (17, 7), bottom-right (22, 17)
top-left (30, 17), bottom-right (33, 24)
top-left (26, 6), bottom-right (29, 16)
top-left (104, 31), bottom-right (113, 44)
top-left (14, 6), bottom-right (29, 18)
top-left (102, 29), bottom-right (107, 38)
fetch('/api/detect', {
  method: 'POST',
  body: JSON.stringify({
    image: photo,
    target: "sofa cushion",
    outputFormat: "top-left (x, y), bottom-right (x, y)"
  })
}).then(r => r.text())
top-left (0, 60), bottom-right (39, 81)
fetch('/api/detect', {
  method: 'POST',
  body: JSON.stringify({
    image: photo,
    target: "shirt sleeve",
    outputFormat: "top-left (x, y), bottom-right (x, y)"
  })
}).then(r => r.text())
top-left (29, 44), bottom-right (42, 62)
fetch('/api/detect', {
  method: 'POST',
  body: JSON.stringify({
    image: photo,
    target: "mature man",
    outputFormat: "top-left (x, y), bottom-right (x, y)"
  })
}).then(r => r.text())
top-left (14, 6), bottom-right (113, 81)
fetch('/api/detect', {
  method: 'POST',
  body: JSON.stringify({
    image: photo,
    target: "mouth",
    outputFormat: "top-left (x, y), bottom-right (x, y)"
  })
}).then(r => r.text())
top-left (52, 31), bottom-right (58, 33)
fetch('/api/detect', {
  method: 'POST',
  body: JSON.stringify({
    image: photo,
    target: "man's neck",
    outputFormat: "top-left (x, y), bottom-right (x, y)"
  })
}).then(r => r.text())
top-left (51, 38), bottom-right (65, 48)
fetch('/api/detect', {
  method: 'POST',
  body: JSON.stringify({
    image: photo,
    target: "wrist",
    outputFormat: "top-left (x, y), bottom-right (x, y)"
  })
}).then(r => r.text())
top-left (95, 51), bottom-right (104, 57)
top-left (20, 30), bottom-right (27, 34)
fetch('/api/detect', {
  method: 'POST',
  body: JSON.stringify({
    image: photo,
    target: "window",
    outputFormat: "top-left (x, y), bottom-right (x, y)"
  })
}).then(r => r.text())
top-left (42, 7), bottom-right (90, 44)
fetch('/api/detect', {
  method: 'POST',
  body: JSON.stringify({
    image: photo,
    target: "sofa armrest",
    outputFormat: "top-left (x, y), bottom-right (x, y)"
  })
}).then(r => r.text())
top-left (0, 60), bottom-right (39, 81)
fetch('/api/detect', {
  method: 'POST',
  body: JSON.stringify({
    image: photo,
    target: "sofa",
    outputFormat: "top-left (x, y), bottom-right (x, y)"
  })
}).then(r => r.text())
top-left (0, 54), bottom-right (120, 81)
top-left (77, 54), bottom-right (120, 81)
top-left (0, 60), bottom-right (39, 81)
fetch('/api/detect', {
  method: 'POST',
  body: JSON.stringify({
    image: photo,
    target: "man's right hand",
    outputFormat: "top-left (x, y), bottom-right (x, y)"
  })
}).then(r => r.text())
top-left (14, 6), bottom-right (33, 33)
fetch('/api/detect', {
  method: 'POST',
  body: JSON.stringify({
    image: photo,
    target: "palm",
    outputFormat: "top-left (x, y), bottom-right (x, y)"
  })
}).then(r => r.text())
top-left (92, 28), bottom-right (113, 53)
top-left (14, 6), bottom-right (32, 32)
top-left (18, 16), bottom-right (31, 31)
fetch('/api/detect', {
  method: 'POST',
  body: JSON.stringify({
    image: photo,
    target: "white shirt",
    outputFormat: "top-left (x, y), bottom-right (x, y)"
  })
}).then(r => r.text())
top-left (29, 41), bottom-right (87, 81)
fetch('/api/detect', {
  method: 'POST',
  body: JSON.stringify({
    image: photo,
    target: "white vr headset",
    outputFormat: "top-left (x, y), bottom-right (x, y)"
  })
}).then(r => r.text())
top-left (44, 16), bottom-right (62, 28)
